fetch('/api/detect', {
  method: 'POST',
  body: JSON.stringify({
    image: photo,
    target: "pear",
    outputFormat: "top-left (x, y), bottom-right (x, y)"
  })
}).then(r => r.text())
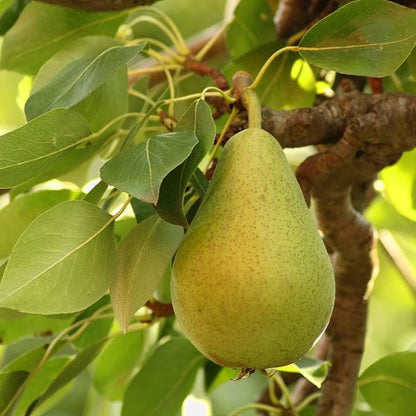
top-left (171, 126), bottom-right (335, 369)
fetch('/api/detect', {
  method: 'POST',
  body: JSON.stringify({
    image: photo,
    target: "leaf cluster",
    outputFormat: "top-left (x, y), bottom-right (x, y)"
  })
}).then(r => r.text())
top-left (0, 0), bottom-right (414, 415)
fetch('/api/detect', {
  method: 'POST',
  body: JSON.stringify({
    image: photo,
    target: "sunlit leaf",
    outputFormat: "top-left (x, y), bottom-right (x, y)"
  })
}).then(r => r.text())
top-left (0, 108), bottom-right (91, 188)
top-left (0, 0), bottom-right (26, 36)
top-left (0, 200), bottom-right (116, 314)
top-left (0, 1), bottom-right (126, 74)
top-left (299, 0), bottom-right (416, 77)
top-left (25, 43), bottom-right (146, 120)
top-left (226, 0), bottom-right (276, 60)
top-left (122, 338), bottom-right (205, 416)
top-left (28, 340), bottom-right (107, 414)
top-left (31, 36), bottom-right (130, 132)
top-left (93, 331), bottom-right (145, 400)
top-left (101, 131), bottom-right (198, 204)
top-left (0, 0), bottom-right (14, 17)
top-left (278, 357), bottom-right (330, 388)
top-left (359, 351), bottom-right (416, 416)
top-left (0, 189), bottom-right (82, 259)
top-left (381, 148), bottom-right (416, 221)
top-left (0, 314), bottom-right (72, 345)
top-left (111, 215), bottom-right (183, 331)
top-left (2, 346), bottom-right (46, 373)
top-left (11, 356), bottom-right (69, 416)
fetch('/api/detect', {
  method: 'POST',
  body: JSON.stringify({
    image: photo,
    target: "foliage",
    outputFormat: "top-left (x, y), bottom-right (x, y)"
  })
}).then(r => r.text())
top-left (0, 0), bottom-right (415, 415)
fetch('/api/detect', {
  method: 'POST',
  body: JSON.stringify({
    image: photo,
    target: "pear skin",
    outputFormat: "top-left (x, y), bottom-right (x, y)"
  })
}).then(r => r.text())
top-left (171, 127), bottom-right (335, 369)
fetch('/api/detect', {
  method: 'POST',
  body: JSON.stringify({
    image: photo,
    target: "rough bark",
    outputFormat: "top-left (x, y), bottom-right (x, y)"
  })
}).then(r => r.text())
top-left (292, 92), bottom-right (415, 416)
top-left (261, 92), bottom-right (416, 155)
top-left (251, 91), bottom-right (416, 415)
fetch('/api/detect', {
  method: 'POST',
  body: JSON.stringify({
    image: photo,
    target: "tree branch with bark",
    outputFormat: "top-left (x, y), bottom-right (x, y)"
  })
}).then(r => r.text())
top-left (249, 91), bottom-right (416, 415)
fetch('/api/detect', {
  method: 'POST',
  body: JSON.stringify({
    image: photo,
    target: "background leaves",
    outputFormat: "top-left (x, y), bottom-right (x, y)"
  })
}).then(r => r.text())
top-left (0, 1), bottom-right (126, 74)
top-left (122, 338), bottom-right (205, 416)
top-left (93, 330), bottom-right (146, 401)
top-left (359, 351), bottom-right (416, 416)
top-left (226, 0), bottom-right (276, 61)
top-left (0, 0), bottom-right (415, 415)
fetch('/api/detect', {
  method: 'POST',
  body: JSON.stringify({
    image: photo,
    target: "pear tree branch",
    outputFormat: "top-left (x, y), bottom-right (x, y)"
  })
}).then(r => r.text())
top-left (251, 91), bottom-right (416, 415)
top-left (292, 92), bottom-right (415, 416)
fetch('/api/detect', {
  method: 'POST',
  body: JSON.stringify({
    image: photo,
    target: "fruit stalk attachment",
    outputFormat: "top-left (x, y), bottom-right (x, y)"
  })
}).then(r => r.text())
top-left (171, 70), bottom-right (335, 370)
top-left (232, 71), bottom-right (262, 129)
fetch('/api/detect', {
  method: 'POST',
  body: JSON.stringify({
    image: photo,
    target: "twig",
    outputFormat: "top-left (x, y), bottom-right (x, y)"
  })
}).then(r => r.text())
top-left (145, 299), bottom-right (174, 317)
top-left (378, 229), bottom-right (416, 299)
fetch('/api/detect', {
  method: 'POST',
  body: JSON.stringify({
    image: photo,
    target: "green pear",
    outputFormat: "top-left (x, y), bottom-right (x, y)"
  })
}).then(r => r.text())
top-left (171, 127), bottom-right (335, 369)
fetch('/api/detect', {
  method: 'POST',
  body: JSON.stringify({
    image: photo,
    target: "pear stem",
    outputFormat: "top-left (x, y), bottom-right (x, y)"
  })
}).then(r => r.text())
top-left (232, 71), bottom-right (262, 129)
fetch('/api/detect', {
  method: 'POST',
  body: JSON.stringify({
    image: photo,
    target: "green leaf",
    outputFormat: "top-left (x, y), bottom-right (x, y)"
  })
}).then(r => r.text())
top-left (155, 99), bottom-right (216, 226)
top-left (206, 366), bottom-right (239, 392)
top-left (0, 0), bottom-right (27, 36)
top-left (190, 168), bottom-right (209, 199)
top-left (31, 36), bottom-right (130, 132)
top-left (93, 330), bottom-right (145, 401)
top-left (0, 200), bottom-right (116, 314)
top-left (122, 338), bottom-right (205, 416)
top-left (0, 370), bottom-right (28, 413)
top-left (0, 314), bottom-right (72, 344)
top-left (351, 405), bottom-right (383, 416)
top-left (29, 340), bottom-right (107, 414)
top-left (408, 49), bottom-right (416, 77)
top-left (2, 346), bottom-right (46, 374)
top-left (111, 215), bottom-right (183, 330)
top-left (0, 1), bottom-right (126, 74)
top-left (25, 43), bottom-right (146, 120)
top-left (0, 261), bottom-right (6, 283)
top-left (358, 351), bottom-right (416, 416)
top-left (130, 198), bottom-right (157, 223)
top-left (0, 189), bottom-right (82, 259)
top-left (278, 357), bottom-right (330, 388)
top-left (70, 296), bottom-right (113, 349)
top-left (11, 356), bottom-right (69, 416)
top-left (0, 0), bottom-right (15, 17)
top-left (226, 0), bottom-right (276, 60)
top-left (381, 148), bottom-right (416, 221)
top-left (299, 0), bottom-right (416, 77)
top-left (83, 181), bottom-right (108, 205)
top-left (9, 137), bottom-right (106, 197)
top-left (101, 131), bottom-right (198, 204)
top-left (0, 108), bottom-right (91, 188)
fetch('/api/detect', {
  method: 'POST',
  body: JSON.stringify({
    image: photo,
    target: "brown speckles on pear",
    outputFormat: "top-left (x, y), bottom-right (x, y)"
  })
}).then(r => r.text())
top-left (171, 127), bottom-right (335, 370)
